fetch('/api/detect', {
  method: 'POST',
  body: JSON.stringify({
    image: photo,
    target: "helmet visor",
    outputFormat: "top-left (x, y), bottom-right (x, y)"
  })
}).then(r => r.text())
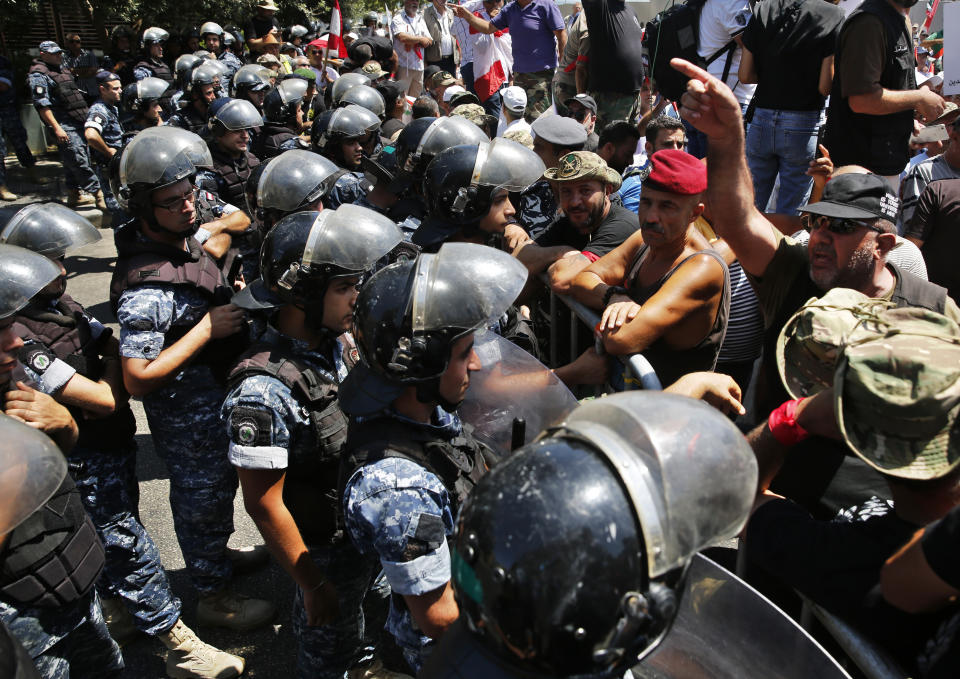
top-left (412, 242), bottom-right (527, 335)
top-left (257, 149), bottom-right (338, 211)
top-left (418, 116), bottom-right (488, 160)
top-left (474, 137), bottom-right (545, 192)
top-left (331, 72), bottom-right (370, 102)
top-left (233, 64), bottom-right (272, 90)
top-left (302, 204), bottom-right (403, 272)
top-left (0, 414), bottom-right (68, 536)
top-left (340, 86), bottom-right (385, 118)
top-left (0, 244), bottom-right (63, 319)
top-left (137, 76), bottom-right (172, 101)
top-left (278, 78), bottom-right (307, 105)
top-left (216, 98), bottom-right (264, 130)
top-left (120, 131), bottom-right (197, 186)
top-left (1, 203), bottom-right (101, 258)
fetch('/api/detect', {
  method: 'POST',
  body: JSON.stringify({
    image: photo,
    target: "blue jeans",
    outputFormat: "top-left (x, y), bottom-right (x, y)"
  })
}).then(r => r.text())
top-left (461, 61), bottom-right (475, 94)
top-left (746, 108), bottom-right (821, 215)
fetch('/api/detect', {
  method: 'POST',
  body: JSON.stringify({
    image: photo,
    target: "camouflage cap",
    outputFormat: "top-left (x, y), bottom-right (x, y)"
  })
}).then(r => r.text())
top-left (504, 129), bottom-right (534, 149)
top-left (543, 151), bottom-right (622, 190)
top-left (777, 288), bottom-right (888, 399)
top-left (451, 103), bottom-right (496, 131)
top-left (360, 60), bottom-right (387, 79)
top-left (835, 310), bottom-right (960, 480)
top-left (429, 70), bottom-right (456, 88)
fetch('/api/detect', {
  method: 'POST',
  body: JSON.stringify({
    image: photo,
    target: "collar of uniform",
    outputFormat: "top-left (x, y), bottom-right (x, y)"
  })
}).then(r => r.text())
top-left (261, 323), bottom-right (340, 372)
top-left (357, 405), bottom-right (463, 438)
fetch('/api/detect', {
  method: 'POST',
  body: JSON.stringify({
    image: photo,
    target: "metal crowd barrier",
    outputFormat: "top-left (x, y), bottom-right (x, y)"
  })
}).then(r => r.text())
top-left (543, 282), bottom-right (663, 392)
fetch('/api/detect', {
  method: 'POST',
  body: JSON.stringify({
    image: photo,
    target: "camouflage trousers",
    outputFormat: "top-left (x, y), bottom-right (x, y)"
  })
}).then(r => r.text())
top-left (92, 163), bottom-right (127, 227)
top-left (292, 542), bottom-right (388, 679)
top-left (589, 90), bottom-right (641, 128)
top-left (0, 104), bottom-right (35, 187)
top-left (144, 390), bottom-right (238, 595)
top-left (0, 590), bottom-right (124, 679)
top-left (69, 442), bottom-right (182, 636)
top-left (56, 122), bottom-right (99, 194)
top-left (552, 79), bottom-right (577, 119)
top-left (514, 69), bottom-right (554, 123)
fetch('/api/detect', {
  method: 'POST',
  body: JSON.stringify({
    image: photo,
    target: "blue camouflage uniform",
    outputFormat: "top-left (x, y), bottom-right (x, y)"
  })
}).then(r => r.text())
top-left (116, 232), bottom-right (239, 595)
top-left (518, 178), bottom-right (558, 238)
top-left (218, 51), bottom-right (243, 88)
top-left (165, 106), bottom-right (209, 136)
top-left (0, 56), bottom-right (36, 188)
top-left (18, 333), bottom-right (182, 638)
top-left (26, 63), bottom-right (99, 194)
top-left (324, 171), bottom-right (366, 210)
top-left (222, 326), bottom-right (386, 678)
top-left (85, 100), bottom-right (126, 223)
top-left (342, 409), bottom-right (461, 673)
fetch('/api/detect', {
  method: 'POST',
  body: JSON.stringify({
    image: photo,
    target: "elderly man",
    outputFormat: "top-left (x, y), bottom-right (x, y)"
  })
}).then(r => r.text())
top-left (513, 151), bottom-right (638, 293)
top-left (568, 150), bottom-right (729, 385)
top-left (392, 0), bottom-right (434, 96)
top-left (424, 0), bottom-right (459, 74)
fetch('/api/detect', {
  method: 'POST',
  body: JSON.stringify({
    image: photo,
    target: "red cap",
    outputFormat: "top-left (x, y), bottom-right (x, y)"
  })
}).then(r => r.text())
top-left (645, 149), bottom-right (707, 195)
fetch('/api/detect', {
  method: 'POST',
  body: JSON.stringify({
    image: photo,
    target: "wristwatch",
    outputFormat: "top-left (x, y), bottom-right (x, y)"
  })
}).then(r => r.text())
top-left (602, 285), bottom-right (630, 307)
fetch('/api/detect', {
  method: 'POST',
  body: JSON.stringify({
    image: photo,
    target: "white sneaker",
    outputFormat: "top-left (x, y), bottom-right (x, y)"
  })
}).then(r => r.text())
top-left (159, 618), bottom-right (245, 679)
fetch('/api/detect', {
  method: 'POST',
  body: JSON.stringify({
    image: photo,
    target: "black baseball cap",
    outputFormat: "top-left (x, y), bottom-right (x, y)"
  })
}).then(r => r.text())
top-left (800, 173), bottom-right (900, 222)
top-left (564, 93), bottom-right (597, 114)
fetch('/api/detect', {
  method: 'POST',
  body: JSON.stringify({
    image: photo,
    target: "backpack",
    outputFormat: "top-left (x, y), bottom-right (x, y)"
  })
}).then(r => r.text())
top-left (643, 0), bottom-right (738, 102)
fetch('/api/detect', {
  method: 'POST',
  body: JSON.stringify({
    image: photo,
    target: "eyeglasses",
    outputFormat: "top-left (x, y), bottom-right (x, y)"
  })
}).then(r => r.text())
top-left (153, 188), bottom-right (197, 212)
top-left (568, 108), bottom-right (589, 123)
top-left (800, 213), bottom-right (882, 235)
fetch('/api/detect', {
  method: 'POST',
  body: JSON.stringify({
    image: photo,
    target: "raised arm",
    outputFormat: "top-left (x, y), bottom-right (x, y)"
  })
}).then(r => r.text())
top-left (452, 4), bottom-right (497, 34)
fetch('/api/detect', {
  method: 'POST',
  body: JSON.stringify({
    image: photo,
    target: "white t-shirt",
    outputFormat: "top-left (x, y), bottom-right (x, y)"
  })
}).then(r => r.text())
top-left (498, 116), bottom-right (532, 137)
top-left (697, 0), bottom-right (756, 106)
top-left (392, 10), bottom-right (430, 71)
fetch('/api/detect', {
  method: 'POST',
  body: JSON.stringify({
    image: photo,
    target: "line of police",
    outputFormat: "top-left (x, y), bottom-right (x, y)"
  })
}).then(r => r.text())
top-left (0, 46), bottom-right (759, 679)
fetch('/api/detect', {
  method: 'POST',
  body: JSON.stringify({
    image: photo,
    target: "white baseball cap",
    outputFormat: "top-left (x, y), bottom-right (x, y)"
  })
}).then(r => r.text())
top-left (502, 85), bottom-right (526, 114)
top-left (442, 85), bottom-right (466, 103)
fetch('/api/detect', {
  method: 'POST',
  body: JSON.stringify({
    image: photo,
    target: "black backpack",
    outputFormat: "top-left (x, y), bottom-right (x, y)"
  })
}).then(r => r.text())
top-left (643, 0), bottom-right (738, 102)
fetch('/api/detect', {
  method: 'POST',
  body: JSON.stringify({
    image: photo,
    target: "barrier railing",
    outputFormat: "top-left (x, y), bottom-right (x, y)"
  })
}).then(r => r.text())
top-left (542, 280), bottom-right (663, 391)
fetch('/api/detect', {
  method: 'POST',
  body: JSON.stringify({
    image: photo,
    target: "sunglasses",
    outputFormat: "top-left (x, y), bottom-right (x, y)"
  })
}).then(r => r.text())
top-left (568, 108), bottom-right (589, 122)
top-left (800, 213), bottom-right (882, 235)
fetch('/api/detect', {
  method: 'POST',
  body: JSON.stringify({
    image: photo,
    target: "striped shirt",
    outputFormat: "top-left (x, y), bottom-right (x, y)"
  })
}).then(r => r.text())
top-left (899, 154), bottom-right (960, 232)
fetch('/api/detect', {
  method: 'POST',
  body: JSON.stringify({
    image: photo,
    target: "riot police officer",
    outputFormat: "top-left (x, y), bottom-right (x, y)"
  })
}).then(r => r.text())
top-left (84, 72), bottom-right (126, 223)
top-left (111, 132), bottom-right (275, 632)
top-left (134, 27), bottom-right (174, 85)
top-left (172, 54), bottom-right (203, 111)
top-left (0, 243), bottom-right (122, 678)
top-left (199, 98), bottom-right (262, 211)
top-left (420, 391), bottom-right (758, 679)
top-left (27, 41), bottom-right (100, 208)
top-left (166, 63), bottom-right (220, 135)
top-left (0, 205), bottom-right (245, 679)
top-left (255, 149), bottom-right (338, 233)
top-left (199, 22), bottom-right (242, 84)
top-left (224, 206), bottom-right (403, 678)
top-left (253, 79), bottom-right (308, 159)
top-left (339, 242), bottom-right (528, 674)
top-left (415, 138), bottom-right (546, 251)
top-left (121, 76), bottom-right (169, 133)
top-left (102, 25), bottom-right (138, 86)
top-left (233, 65), bottom-right (272, 111)
top-left (310, 104), bottom-right (381, 208)
top-left (337, 85), bottom-right (386, 121)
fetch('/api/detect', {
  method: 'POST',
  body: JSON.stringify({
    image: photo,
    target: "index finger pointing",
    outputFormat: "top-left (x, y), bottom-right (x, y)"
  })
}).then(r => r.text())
top-left (670, 58), bottom-right (714, 84)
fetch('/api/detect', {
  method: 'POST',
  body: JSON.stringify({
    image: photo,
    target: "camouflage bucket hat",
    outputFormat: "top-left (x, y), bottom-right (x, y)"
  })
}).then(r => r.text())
top-left (776, 288), bottom-right (890, 399)
top-left (451, 103), bottom-right (496, 130)
top-left (835, 311), bottom-right (960, 480)
top-left (543, 151), bottom-right (622, 190)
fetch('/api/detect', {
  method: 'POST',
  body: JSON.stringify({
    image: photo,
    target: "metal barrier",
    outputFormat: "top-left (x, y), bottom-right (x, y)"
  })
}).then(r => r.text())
top-left (543, 281), bottom-right (663, 391)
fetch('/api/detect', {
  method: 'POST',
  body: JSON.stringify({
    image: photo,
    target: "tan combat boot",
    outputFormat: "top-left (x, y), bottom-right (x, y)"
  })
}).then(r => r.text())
top-left (196, 589), bottom-right (276, 632)
top-left (0, 185), bottom-right (17, 201)
top-left (94, 189), bottom-right (107, 210)
top-left (67, 189), bottom-right (95, 207)
top-left (100, 596), bottom-right (138, 646)
top-left (159, 618), bottom-right (245, 679)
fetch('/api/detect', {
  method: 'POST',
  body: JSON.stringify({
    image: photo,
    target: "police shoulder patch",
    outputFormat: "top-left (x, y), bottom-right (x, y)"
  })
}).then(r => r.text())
top-left (20, 345), bottom-right (54, 374)
top-left (230, 406), bottom-right (273, 447)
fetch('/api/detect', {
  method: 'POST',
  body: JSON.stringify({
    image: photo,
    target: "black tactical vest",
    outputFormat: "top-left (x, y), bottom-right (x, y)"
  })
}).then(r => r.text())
top-left (134, 57), bottom-right (174, 87)
top-left (0, 475), bottom-right (105, 609)
top-left (825, 0), bottom-right (916, 175)
top-left (13, 296), bottom-right (137, 449)
top-left (28, 60), bottom-right (88, 125)
top-left (254, 124), bottom-right (297, 160)
top-left (168, 105), bottom-right (208, 135)
top-left (227, 338), bottom-right (355, 544)
top-left (209, 144), bottom-right (260, 211)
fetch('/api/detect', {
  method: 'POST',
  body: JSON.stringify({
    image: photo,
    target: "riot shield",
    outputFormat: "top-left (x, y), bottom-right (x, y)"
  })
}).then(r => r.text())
top-left (458, 331), bottom-right (579, 454)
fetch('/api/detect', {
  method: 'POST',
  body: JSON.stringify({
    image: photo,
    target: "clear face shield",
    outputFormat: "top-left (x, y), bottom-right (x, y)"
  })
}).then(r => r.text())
top-left (119, 133), bottom-right (198, 188)
top-left (411, 116), bottom-right (488, 170)
top-left (0, 414), bottom-right (68, 536)
top-left (137, 76), bottom-right (172, 102)
top-left (0, 244), bottom-right (64, 318)
top-left (215, 98), bottom-right (264, 130)
top-left (128, 126), bottom-right (213, 172)
top-left (256, 149), bottom-right (339, 212)
top-left (473, 137), bottom-right (546, 193)
top-left (233, 65), bottom-right (272, 91)
top-left (1, 204), bottom-right (101, 259)
top-left (301, 203), bottom-right (403, 274)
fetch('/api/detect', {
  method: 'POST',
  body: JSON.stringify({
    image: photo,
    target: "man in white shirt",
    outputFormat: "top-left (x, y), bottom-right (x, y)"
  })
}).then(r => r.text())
top-left (451, 0), bottom-right (484, 93)
top-left (392, 0), bottom-right (434, 96)
top-left (424, 0), bottom-right (459, 75)
top-left (497, 86), bottom-right (531, 137)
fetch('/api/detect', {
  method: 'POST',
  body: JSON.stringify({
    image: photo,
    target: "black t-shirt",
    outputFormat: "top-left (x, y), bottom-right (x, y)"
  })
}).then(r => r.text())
top-left (380, 117), bottom-right (405, 140)
top-left (582, 0), bottom-right (645, 94)
top-left (245, 15), bottom-right (281, 40)
top-left (741, 0), bottom-right (843, 111)
top-left (535, 202), bottom-right (638, 258)
top-left (923, 504), bottom-right (960, 590)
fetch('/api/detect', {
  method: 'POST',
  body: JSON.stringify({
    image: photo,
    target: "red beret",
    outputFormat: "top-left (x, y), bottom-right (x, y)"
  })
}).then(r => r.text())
top-left (645, 149), bottom-right (707, 195)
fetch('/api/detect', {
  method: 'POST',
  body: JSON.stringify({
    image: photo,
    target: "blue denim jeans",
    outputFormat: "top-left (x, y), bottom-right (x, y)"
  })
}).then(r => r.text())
top-left (746, 108), bottom-right (821, 215)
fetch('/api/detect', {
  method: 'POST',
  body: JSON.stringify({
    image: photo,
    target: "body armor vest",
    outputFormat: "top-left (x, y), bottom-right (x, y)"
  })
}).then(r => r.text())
top-left (168, 105), bottom-right (208, 135)
top-left (28, 60), bottom-right (88, 125)
top-left (209, 144), bottom-right (260, 211)
top-left (254, 123), bottom-right (297, 159)
top-left (13, 296), bottom-right (137, 449)
top-left (825, 0), bottom-right (916, 175)
top-left (0, 475), bottom-right (105, 609)
top-left (227, 338), bottom-right (355, 544)
top-left (135, 57), bottom-right (174, 87)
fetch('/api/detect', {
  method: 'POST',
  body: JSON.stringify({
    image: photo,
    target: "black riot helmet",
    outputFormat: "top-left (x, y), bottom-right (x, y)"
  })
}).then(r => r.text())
top-left (420, 392), bottom-right (758, 679)
top-left (311, 104), bottom-right (381, 163)
top-left (233, 65), bottom-right (272, 97)
top-left (331, 72), bottom-right (371, 103)
top-left (256, 149), bottom-right (339, 230)
top-left (0, 244), bottom-right (63, 320)
top-left (0, 203), bottom-right (100, 259)
top-left (244, 158), bottom-right (271, 228)
top-left (283, 24), bottom-right (309, 42)
top-left (395, 116), bottom-right (488, 182)
top-left (122, 77), bottom-right (171, 115)
top-left (175, 54), bottom-right (204, 90)
top-left (232, 205), bottom-right (403, 325)
top-left (421, 138), bottom-right (545, 242)
top-left (337, 84), bottom-right (386, 120)
top-left (342, 243), bottom-right (527, 415)
top-left (208, 98), bottom-right (263, 137)
top-left (118, 130), bottom-right (198, 232)
top-left (188, 61), bottom-right (221, 96)
top-left (141, 26), bottom-right (170, 48)
top-left (262, 79), bottom-right (305, 125)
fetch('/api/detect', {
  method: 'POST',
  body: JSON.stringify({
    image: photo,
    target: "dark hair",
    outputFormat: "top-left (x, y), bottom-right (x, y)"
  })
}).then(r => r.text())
top-left (599, 120), bottom-right (640, 149)
top-left (352, 43), bottom-right (373, 64)
top-left (412, 96), bottom-right (439, 119)
top-left (645, 115), bottom-right (685, 145)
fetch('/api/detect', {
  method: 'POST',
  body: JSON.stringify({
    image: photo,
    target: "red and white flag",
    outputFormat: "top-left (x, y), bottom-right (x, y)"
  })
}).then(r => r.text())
top-left (327, 0), bottom-right (348, 58)
top-left (471, 12), bottom-right (511, 102)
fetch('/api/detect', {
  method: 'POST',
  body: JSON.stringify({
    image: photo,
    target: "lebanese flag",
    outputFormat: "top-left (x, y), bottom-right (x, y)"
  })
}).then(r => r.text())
top-left (327, 0), bottom-right (348, 58)
top-left (472, 13), bottom-right (511, 102)
top-left (923, 0), bottom-right (941, 32)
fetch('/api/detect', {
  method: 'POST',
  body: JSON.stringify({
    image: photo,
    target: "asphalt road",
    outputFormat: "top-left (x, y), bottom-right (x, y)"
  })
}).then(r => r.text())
top-left (3, 160), bottom-right (297, 678)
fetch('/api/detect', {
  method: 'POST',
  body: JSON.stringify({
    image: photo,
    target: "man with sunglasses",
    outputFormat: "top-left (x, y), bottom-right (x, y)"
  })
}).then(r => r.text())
top-left (564, 93), bottom-right (598, 152)
top-left (674, 57), bottom-right (960, 513)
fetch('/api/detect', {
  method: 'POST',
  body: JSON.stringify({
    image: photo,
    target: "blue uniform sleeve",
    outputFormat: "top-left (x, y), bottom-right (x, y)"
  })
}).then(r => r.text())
top-left (133, 66), bottom-right (152, 81)
top-left (27, 72), bottom-right (53, 108)
top-left (116, 287), bottom-right (175, 360)
top-left (222, 374), bottom-right (300, 470)
top-left (85, 103), bottom-right (108, 132)
top-left (344, 458), bottom-right (454, 596)
top-left (18, 343), bottom-right (77, 394)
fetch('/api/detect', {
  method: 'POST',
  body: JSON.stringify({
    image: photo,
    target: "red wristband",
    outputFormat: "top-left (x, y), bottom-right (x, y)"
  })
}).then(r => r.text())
top-left (767, 398), bottom-right (809, 447)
